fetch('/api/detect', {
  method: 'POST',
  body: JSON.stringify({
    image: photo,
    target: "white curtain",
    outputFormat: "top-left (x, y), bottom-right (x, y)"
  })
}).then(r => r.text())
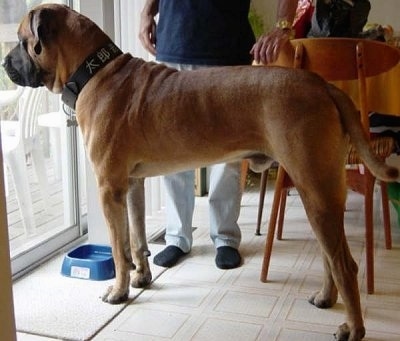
top-left (114, 0), bottom-right (154, 60)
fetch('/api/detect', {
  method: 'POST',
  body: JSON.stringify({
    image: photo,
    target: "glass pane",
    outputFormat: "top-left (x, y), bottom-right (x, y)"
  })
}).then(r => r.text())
top-left (0, 0), bottom-right (86, 276)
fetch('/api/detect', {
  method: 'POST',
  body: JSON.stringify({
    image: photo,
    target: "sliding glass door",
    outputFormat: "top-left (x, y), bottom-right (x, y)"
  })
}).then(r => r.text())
top-left (0, 0), bottom-right (87, 277)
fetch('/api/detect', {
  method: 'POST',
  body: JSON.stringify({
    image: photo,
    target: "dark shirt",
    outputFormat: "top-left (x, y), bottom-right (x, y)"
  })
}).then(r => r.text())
top-left (308, 0), bottom-right (371, 38)
top-left (156, 0), bottom-right (255, 66)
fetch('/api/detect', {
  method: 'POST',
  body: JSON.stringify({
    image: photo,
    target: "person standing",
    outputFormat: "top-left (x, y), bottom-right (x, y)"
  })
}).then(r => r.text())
top-left (139, 0), bottom-right (299, 269)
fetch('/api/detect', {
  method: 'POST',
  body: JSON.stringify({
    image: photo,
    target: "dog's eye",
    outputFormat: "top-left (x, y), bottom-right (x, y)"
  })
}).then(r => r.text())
top-left (20, 40), bottom-right (28, 50)
top-left (34, 42), bottom-right (42, 55)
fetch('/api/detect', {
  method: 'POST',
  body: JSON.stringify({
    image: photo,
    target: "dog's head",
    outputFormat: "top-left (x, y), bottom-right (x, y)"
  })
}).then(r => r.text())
top-left (2, 4), bottom-right (69, 91)
top-left (2, 4), bottom-right (110, 93)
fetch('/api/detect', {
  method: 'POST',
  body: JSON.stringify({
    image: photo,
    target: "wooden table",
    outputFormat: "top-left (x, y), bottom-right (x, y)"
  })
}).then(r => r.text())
top-left (269, 39), bottom-right (400, 116)
top-left (334, 62), bottom-right (400, 116)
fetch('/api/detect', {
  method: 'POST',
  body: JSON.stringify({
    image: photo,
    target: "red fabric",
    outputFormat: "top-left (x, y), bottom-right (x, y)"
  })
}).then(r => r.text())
top-left (293, 1), bottom-right (314, 38)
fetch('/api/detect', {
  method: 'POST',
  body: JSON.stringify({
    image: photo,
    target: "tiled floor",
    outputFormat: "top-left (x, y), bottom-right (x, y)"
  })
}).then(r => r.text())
top-left (17, 182), bottom-right (400, 341)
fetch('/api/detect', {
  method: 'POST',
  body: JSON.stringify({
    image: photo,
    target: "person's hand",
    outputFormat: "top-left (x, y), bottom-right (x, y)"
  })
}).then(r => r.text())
top-left (139, 13), bottom-right (157, 55)
top-left (250, 28), bottom-right (293, 65)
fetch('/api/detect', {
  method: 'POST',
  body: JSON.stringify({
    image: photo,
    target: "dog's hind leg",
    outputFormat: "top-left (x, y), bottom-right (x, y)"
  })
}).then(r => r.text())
top-left (294, 178), bottom-right (365, 341)
top-left (126, 177), bottom-right (152, 288)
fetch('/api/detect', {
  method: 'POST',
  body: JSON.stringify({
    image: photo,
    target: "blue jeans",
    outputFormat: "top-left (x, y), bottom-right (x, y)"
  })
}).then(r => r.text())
top-left (162, 62), bottom-right (242, 253)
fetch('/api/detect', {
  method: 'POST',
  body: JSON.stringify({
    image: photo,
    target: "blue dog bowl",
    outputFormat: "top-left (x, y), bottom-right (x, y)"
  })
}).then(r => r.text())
top-left (61, 244), bottom-right (115, 281)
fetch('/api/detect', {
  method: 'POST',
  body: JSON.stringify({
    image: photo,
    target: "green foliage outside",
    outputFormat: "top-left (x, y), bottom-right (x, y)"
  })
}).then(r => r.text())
top-left (249, 7), bottom-right (265, 39)
top-left (388, 182), bottom-right (400, 228)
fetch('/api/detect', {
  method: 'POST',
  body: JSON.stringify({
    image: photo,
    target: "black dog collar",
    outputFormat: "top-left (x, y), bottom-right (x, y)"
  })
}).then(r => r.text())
top-left (61, 41), bottom-right (122, 110)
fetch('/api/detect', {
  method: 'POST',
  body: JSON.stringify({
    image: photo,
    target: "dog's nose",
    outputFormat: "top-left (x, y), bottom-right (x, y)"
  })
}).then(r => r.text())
top-left (2, 55), bottom-right (10, 68)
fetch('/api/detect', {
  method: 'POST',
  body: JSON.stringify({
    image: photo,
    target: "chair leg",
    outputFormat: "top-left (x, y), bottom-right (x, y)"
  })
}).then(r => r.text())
top-left (379, 181), bottom-right (392, 250)
top-left (277, 188), bottom-right (289, 240)
top-left (49, 126), bottom-right (62, 180)
top-left (31, 143), bottom-right (52, 213)
top-left (240, 160), bottom-right (249, 193)
top-left (260, 166), bottom-right (286, 282)
top-left (364, 174), bottom-right (375, 294)
top-left (6, 148), bottom-right (36, 235)
top-left (255, 169), bottom-right (268, 236)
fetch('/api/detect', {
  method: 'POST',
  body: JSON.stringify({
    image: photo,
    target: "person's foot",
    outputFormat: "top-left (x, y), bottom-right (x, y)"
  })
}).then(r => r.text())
top-left (215, 246), bottom-right (241, 269)
top-left (153, 245), bottom-right (187, 267)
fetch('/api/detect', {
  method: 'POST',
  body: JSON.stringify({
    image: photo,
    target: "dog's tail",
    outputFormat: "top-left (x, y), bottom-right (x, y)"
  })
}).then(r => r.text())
top-left (327, 83), bottom-right (399, 182)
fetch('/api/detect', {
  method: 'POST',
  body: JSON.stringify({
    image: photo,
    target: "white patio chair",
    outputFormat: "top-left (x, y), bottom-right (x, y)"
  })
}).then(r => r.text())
top-left (1, 87), bottom-right (51, 235)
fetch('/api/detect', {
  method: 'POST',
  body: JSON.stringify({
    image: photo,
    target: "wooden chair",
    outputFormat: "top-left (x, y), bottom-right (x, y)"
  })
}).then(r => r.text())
top-left (258, 38), bottom-right (400, 294)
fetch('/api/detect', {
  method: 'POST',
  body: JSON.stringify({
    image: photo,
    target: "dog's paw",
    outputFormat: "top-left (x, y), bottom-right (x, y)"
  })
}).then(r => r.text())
top-left (101, 285), bottom-right (129, 304)
top-left (308, 290), bottom-right (337, 309)
top-left (334, 323), bottom-right (365, 341)
top-left (131, 270), bottom-right (152, 288)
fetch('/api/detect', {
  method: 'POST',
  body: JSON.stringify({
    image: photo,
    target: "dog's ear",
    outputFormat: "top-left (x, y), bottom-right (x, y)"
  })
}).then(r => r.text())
top-left (29, 8), bottom-right (56, 55)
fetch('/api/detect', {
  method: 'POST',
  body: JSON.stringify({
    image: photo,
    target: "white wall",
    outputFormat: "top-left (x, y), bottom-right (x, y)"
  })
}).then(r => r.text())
top-left (369, 0), bottom-right (400, 31)
top-left (0, 141), bottom-right (16, 341)
top-left (79, 0), bottom-right (117, 245)
top-left (83, 0), bottom-right (163, 245)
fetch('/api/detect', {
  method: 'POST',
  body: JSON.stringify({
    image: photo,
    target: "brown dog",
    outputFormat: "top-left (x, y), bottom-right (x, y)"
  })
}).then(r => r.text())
top-left (3, 4), bottom-right (399, 341)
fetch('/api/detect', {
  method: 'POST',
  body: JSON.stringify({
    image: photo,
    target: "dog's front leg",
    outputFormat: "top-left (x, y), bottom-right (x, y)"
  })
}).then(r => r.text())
top-left (127, 177), bottom-right (152, 288)
top-left (98, 181), bottom-right (131, 304)
top-left (309, 251), bottom-right (338, 308)
top-left (304, 200), bottom-right (365, 341)
top-left (293, 169), bottom-right (365, 341)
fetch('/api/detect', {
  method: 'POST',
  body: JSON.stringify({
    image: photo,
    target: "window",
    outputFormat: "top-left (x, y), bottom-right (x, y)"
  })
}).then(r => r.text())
top-left (0, 0), bottom-right (87, 277)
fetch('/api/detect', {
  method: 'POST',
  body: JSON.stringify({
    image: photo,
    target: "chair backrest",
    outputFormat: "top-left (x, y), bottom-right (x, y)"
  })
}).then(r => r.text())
top-left (17, 87), bottom-right (46, 152)
top-left (292, 38), bottom-right (399, 80)
top-left (274, 38), bottom-right (400, 133)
